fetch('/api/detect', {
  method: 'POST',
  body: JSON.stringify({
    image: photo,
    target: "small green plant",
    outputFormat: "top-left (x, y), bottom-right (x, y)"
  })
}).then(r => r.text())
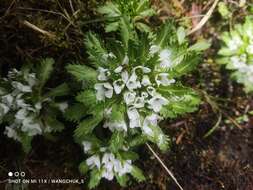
top-left (0, 58), bottom-right (69, 152)
top-left (66, 18), bottom-right (209, 187)
top-left (217, 17), bottom-right (253, 93)
top-left (97, 0), bottom-right (155, 33)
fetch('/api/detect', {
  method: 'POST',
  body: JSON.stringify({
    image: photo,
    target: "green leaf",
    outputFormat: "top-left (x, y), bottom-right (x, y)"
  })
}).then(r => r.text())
top-left (109, 131), bottom-right (125, 153)
top-left (74, 114), bottom-right (103, 140)
top-left (66, 64), bottom-right (97, 85)
top-left (105, 22), bottom-right (120, 32)
top-left (159, 85), bottom-right (201, 118)
top-left (120, 17), bottom-right (132, 48)
top-left (64, 103), bottom-right (87, 122)
top-left (85, 32), bottom-right (107, 67)
top-left (116, 174), bottom-right (129, 187)
top-left (76, 90), bottom-right (97, 113)
top-left (177, 26), bottom-right (186, 45)
top-left (188, 40), bottom-right (211, 51)
top-left (130, 166), bottom-right (146, 182)
top-left (171, 54), bottom-right (200, 77)
top-left (110, 103), bottom-right (125, 122)
top-left (19, 133), bottom-right (33, 153)
top-left (44, 83), bottom-right (69, 98)
top-left (155, 21), bottom-right (175, 48)
top-left (44, 116), bottom-right (64, 132)
top-left (120, 151), bottom-right (139, 161)
top-left (88, 169), bottom-right (102, 189)
top-left (129, 135), bottom-right (147, 147)
top-left (38, 58), bottom-right (54, 88)
top-left (79, 161), bottom-right (90, 175)
top-left (97, 2), bottom-right (121, 17)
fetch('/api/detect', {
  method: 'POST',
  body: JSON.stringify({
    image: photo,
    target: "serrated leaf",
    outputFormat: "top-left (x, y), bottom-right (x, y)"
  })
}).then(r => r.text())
top-left (120, 151), bottom-right (139, 161)
top-left (110, 104), bottom-right (125, 123)
top-left (129, 135), bottom-right (147, 147)
top-left (74, 114), bottom-right (103, 140)
top-left (120, 17), bottom-right (133, 48)
top-left (171, 54), bottom-right (200, 77)
top-left (44, 116), bottom-right (64, 132)
top-left (188, 40), bottom-right (211, 51)
top-left (44, 83), bottom-right (69, 98)
top-left (88, 169), bottom-right (102, 189)
top-left (76, 90), bottom-right (97, 113)
top-left (66, 64), bottom-right (97, 85)
top-left (64, 103), bottom-right (87, 122)
top-left (79, 161), bottom-right (90, 175)
top-left (116, 174), bottom-right (129, 187)
top-left (109, 131), bottom-right (125, 153)
top-left (19, 133), bottom-right (33, 153)
top-left (130, 166), bottom-right (146, 182)
top-left (38, 58), bottom-right (54, 89)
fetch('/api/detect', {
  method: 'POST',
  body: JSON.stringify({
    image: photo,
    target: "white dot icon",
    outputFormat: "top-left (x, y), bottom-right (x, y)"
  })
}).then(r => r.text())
top-left (8, 172), bottom-right (13, 177)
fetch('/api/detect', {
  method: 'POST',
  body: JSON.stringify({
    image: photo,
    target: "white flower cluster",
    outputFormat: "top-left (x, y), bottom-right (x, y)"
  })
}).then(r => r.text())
top-left (83, 141), bottom-right (132, 180)
top-left (219, 19), bottom-right (253, 92)
top-left (0, 69), bottom-right (49, 141)
top-left (94, 49), bottom-right (175, 136)
top-left (230, 55), bottom-right (253, 83)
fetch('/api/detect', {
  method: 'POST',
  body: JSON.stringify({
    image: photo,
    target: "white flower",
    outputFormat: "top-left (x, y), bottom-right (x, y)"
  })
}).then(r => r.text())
top-left (86, 155), bottom-right (101, 169)
top-left (230, 56), bottom-right (247, 69)
top-left (102, 153), bottom-right (115, 165)
top-left (0, 103), bottom-right (9, 116)
top-left (57, 102), bottom-right (68, 112)
top-left (108, 52), bottom-right (116, 58)
top-left (149, 45), bottom-right (160, 54)
top-left (118, 160), bottom-right (132, 176)
top-left (126, 72), bottom-right (141, 91)
top-left (122, 55), bottom-right (129, 65)
top-left (16, 99), bottom-right (29, 108)
top-left (113, 79), bottom-right (125, 94)
top-left (133, 96), bottom-right (145, 108)
top-left (35, 102), bottom-right (42, 110)
top-left (114, 66), bottom-right (123, 73)
top-left (123, 91), bottom-right (136, 105)
top-left (157, 134), bottom-right (165, 147)
top-left (94, 83), bottom-right (114, 101)
top-left (141, 92), bottom-right (149, 99)
top-left (98, 67), bottom-right (110, 81)
top-left (101, 153), bottom-right (115, 180)
top-left (104, 107), bottom-right (112, 118)
top-left (11, 81), bottom-right (32, 92)
top-left (15, 108), bottom-right (28, 120)
top-left (82, 141), bottom-right (92, 153)
top-left (246, 44), bottom-right (253, 54)
top-left (4, 126), bottom-right (20, 141)
top-left (159, 49), bottom-right (173, 68)
top-left (25, 73), bottom-right (37, 87)
top-left (147, 86), bottom-right (156, 96)
top-left (121, 70), bottom-right (129, 83)
top-left (134, 66), bottom-right (151, 73)
top-left (127, 107), bottom-right (141, 128)
top-left (102, 52), bottom-right (116, 60)
top-left (148, 94), bottom-right (168, 112)
top-left (102, 169), bottom-right (114, 180)
top-left (21, 117), bottom-right (42, 136)
top-left (227, 36), bottom-right (243, 51)
top-left (155, 73), bottom-right (175, 86)
top-left (143, 114), bottom-right (161, 136)
top-left (2, 94), bottom-right (14, 107)
top-left (104, 121), bottom-right (127, 132)
top-left (141, 75), bottom-right (151, 86)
